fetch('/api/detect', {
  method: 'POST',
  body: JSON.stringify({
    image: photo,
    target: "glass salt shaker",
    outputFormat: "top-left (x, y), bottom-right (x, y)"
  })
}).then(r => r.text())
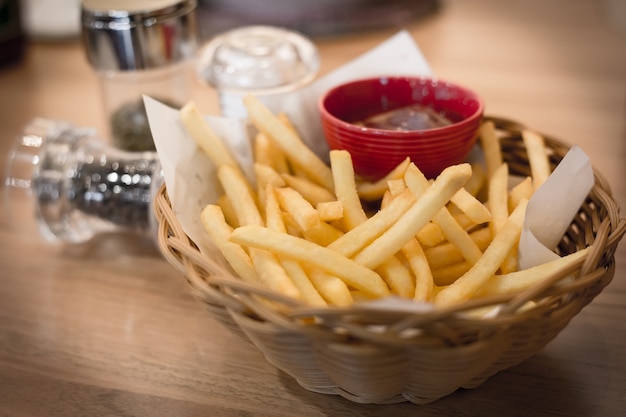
top-left (4, 118), bottom-right (162, 244)
top-left (81, 0), bottom-right (198, 151)
top-left (196, 25), bottom-right (320, 118)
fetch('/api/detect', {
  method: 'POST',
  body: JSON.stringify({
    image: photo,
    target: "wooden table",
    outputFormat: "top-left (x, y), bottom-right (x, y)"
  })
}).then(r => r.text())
top-left (1, 1), bottom-right (625, 415)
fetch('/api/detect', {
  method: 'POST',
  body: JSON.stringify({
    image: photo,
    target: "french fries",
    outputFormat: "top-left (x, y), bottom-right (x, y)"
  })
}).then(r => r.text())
top-left (180, 98), bottom-right (566, 311)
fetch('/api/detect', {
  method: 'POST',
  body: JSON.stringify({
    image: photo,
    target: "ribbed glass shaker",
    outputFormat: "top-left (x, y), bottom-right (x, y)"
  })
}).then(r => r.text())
top-left (81, 0), bottom-right (198, 151)
top-left (196, 25), bottom-right (320, 118)
top-left (4, 118), bottom-right (162, 244)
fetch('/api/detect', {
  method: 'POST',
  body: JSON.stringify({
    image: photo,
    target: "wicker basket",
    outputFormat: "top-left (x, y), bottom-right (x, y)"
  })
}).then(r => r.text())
top-left (153, 116), bottom-right (626, 405)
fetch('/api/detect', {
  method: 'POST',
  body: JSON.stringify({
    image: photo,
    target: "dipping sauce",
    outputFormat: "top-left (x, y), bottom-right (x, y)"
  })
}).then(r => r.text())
top-left (355, 104), bottom-right (456, 131)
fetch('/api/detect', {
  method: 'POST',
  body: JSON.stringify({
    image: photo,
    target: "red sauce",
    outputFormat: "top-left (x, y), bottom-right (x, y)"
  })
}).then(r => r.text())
top-left (355, 104), bottom-right (458, 131)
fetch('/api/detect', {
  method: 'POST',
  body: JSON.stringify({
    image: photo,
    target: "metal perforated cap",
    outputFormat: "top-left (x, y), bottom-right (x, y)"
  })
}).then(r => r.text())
top-left (81, 0), bottom-right (198, 71)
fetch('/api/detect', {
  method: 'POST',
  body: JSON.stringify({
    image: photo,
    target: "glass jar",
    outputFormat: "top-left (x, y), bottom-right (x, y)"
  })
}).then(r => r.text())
top-left (81, 0), bottom-right (198, 151)
top-left (4, 118), bottom-right (162, 244)
top-left (196, 25), bottom-right (320, 118)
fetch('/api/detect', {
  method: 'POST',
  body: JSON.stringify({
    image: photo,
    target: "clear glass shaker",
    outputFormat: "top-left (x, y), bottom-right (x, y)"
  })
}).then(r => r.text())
top-left (81, 0), bottom-right (198, 151)
top-left (4, 118), bottom-right (162, 244)
top-left (196, 25), bottom-right (320, 118)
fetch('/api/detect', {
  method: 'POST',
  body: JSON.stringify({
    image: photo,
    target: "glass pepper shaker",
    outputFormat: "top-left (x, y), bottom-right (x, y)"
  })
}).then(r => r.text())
top-left (196, 25), bottom-right (320, 118)
top-left (81, 0), bottom-right (198, 151)
top-left (4, 118), bottom-right (162, 244)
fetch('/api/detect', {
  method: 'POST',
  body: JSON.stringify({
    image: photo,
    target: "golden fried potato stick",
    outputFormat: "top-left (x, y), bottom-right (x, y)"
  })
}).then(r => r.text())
top-left (435, 199), bottom-right (528, 307)
top-left (487, 162), bottom-right (520, 273)
top-left (249, 247), bottom-right (301, 299)
top-left (254, 163), bottom-right (286, 211)
top-left (431, 261), bottom-right (472, 286)
top-left (479, 120), bottom-right (503, 180)
top-left (254, 132), bottom-right (290, 174)
top-left (401, 237), bottom-right (434, 301)
top-left (200, 204), bottom-right (260, 285)
top-left (488, 162), bottom-right (509, 234)
top-left (416, 222), bottom-right (445, 247)
top-left (230, 225), bottom-right (391, 298)
top-left (508, 176), bottom-right (533, 213)
top-left (450, 187), bottom-right (492, 225)
top-left (376, 256), bottom-right (416, 298)
top-left (316, 201), bottom-right (344, 222)
top-left (306, 268), bottom-right (353, 306)
top-left (327, 188), bottom-right (415, 258)
top-left (243, 94), bottom-right (334, 190)
top-left (477, 247), bottom-right (590, 297)
top-left (522, 129), bottom-right (551, 191)
top-left (180, 101), bottom-right (242, 173)
top-left (330, 150), bottom-right (369, 229)
top-left (216, 195), bottom-right (239, 228)
top-left (356, 157), bottom-right (411, 202)
top-left (265, 186), bottom-right (327, 306)
top-left (274, 186), bottom-right (321, 232)
top-left (218, 165), bottom-right (263, 226)
top-left (218, 165), bottom-right (301, 299)
top-left (354, 163), bottom-right (472, 270)
top-left (404, 163), bottom-right (483, 265)
top-left (302, 221), bottom-right (344, 246)
top-left (464, 162), bottom-right (487, 197)
top-left (282, 173), bottom-right (336, 206)
top-left (424, 227), bottom-right (492, 270)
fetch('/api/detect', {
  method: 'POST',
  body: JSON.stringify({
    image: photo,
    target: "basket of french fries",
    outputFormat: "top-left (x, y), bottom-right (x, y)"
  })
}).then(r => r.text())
top-left (152, 95), bottom-right (625, 405)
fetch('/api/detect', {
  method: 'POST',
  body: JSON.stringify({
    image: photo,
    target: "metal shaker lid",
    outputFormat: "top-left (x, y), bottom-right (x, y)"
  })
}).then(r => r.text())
top-left (196, 25), bottom-right (320, 94)
top-left (81, 0), bottom-right (197, 71)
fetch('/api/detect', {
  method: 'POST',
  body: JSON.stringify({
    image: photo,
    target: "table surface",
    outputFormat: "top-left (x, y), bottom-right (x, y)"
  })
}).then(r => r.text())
top-left (1, 0), bottom-right (625, 416)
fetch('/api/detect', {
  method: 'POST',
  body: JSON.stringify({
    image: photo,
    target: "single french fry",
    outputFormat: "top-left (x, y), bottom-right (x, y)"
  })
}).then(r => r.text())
top-left (401, 237), bottom-right (434, 301)
top-left (244, 94), bottom-right (334, 190)
top-left (356, 157), bottom-right (411, 201)
top-left (431, 261), bottom-right (472, 286)
top-left (488, 163), bottom-right (509, 235)
top-left (265, 186), bottom-right (326, 306)
top-left (465, 162), bottom-right (487, 197)
top-left (200, 204), bottom-right (260, 285)
top-left (486, 162), bottom-right (520, 273)
top-left (522, 129), bottom-right (551, 191)
top-left (277, 112), bottom-right (298, 135)
top-left (254, 163), bottom-right (286, 210)
top-left (404, 163), bottom-right (483, 265)
top-left (416, 222), bottom-right (446, 247)
top-left (216, 195), bottom-right (239, 228)
top-left (424, 227), bottom-right (492, 269)
top-left (302, 221), bottom-right (344, 246)
top-left (230, 225), bottom-right (391, 298)
top-left (329, 150), bottom-right (369, 229)
top-left (254, 132), bottom-right (290, 174)
top-left (508, 176), bottom-right (533, 213)
top-left (354, 163), bottom-right (472, 269)
top-left (218, 165), bottom-right (263, 226)
top-left (282, 173), bottom-right (336, 206)
top-left (450, 187), bottom-right (492, 225)
top-left (376, 256), bottom-right (416, 298)
top-left (327, 188), bottom-right (415, 258)
top-left (274, 186), bottom-right (320, 232)
top-left (387, 178), bottom-right (407, 197)
top-left (477, 247), bottom-right (590, 297)
top-left (306, 268), bottom-right (353, 306)
top-left (249, 247), bottom-right (301, 299)
top-left (180, 101), bottom-right (241, 172)
top-left (435, 199), bottom-right (528, 307)
top-left (317, 201), bottom-right (344, 222)
top-left (479, 121), bottom-right (503, 179)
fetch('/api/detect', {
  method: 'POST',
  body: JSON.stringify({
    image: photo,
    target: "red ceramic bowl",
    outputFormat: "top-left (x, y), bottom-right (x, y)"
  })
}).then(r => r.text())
top-left (319, 76), bottom-right (484, 180)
